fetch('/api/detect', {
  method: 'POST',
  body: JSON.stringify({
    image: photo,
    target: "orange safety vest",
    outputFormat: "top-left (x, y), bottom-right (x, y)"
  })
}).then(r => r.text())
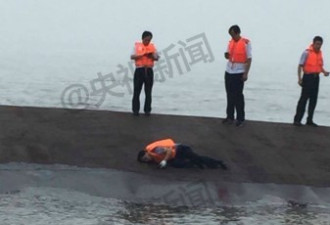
top-left (134, 42), bottom-right (156, 67)
top-left (303, 45), bottom-right (323, 74)
top-left (145, 138), bottom-right (176, 163)
top-left (228, 37), bottom-right (249, 63)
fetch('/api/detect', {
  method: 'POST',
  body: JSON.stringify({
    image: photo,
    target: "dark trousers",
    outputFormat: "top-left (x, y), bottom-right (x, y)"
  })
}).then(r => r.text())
top-left (168, 145), bottom-right (226, 169)
top-left (225, 72), bottom-right (245, 121)
top-left (132, 67), bottom-right (154, 113)
top-left (294, 74), bottom-right (319, 123)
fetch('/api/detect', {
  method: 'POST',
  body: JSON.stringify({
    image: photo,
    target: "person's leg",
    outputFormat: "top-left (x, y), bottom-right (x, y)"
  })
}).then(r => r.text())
top-left (198, 156), bottom-right (228, 169)
top-left (168, 159), bottom-right (196, 168)
top-left (132, 68), bottom-right (144, 114)
top-left (173, 145), bottom-right (228, 170)
top-left (233, 73), bottom-right (245, 122)
top-left (307, 75), bottom-right (319, 124)
top-left (176, 145), bottom-right (228, 169)
top-left (144, 68), bottom-right (154, 114)
top-left (294, 74), bottom-right (310, 123)
top-left (225, 72), bottom-right (235, 120)
top-left (175, 145), bottom-right (204, 169)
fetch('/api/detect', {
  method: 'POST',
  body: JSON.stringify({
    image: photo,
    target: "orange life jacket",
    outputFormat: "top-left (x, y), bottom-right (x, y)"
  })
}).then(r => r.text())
top-left (228, 37), bottom-right (249, 63)
top-left (145, 138), bottom-right (176, 163)
top-left (134, 42), bottom-right (156, 67)
top-left (303, 45), bottom-right (323, 74)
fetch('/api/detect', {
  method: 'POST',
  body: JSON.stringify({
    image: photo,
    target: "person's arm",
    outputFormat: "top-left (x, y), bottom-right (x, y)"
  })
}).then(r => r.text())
top-left (144, 51), bottom-right (159, 61)
top-left (152, 52), bottom-right (160, 61)
top-left (224, 42), bottom-right (230, 60)
top-left (131, 52), bottom-right (159, 60)
top-left (298, 64), bottom-right (304, 86)
top-left (163, 147), bottom-right (173, 161)
top-left (242, 41), bottom-right (252, 81)
top-left (298, 51), bottom-right (308, 86)
top-left (130, 46), bottom-right (144, 60)
top-left (131, 51), bottom-right (144, 60)
top-left (242, 58), bottom-right (252, 81)
top-left (321, 67), bottom-right (329, 76)
top-left (159, 147), bottom-right (173, 168)
top-left (131, 54), bottom-right (142, 60)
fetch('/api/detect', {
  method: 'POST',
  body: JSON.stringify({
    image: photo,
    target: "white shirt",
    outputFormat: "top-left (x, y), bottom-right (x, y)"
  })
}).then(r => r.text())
top-left (299, 50), bottom-right (309, 65)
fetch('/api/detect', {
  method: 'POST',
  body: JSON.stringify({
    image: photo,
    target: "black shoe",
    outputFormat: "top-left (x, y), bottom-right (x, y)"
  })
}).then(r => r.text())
top-left (144, 112), bottom-right (151, 116)
top-left (235, 120), bottom-right (244, 127)
top-left (217, 161), bottom-right (228, 170)
top-left (222, 118), bottom-right (234, 125)
top-left (306, 121), bottom-right (318, 127)
top-left (133, 112), bottom-right (139, 116)
top-left (293, 121), bottom-right (302, 126)
top-left (195, 163), bottom-right (205, 169)
top-left (191, 161), bottom-right (204, 169)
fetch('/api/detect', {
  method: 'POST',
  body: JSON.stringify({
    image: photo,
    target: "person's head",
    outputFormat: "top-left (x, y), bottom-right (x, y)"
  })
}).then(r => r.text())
top-left (312, 36), bottom-right (323, 52)
top-left (228, 25), bottom-right (241, 41)
top-left (141, 31), bottom-right (153, 46)
top-left (137, 150), bottom-right (152, 163)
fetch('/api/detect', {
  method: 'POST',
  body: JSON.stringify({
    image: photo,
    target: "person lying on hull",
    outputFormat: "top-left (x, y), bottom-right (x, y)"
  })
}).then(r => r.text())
top-left (137, 138), bottom-right (228, 170)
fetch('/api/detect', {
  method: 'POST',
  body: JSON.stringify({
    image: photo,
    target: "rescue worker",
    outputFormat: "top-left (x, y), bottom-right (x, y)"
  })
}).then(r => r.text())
top-left (137, 138), bottom-right (228, 170)
top-left (131, 31), bottom-right (159, 116)
top-left (223, 25), bottom-right (252, 127)
top-left (293, 36), bottom-right (329, 127)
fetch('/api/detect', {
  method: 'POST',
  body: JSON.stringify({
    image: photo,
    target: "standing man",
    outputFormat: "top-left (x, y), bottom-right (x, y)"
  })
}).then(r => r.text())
top-left (223, 25), bottom-right (252, 127)
top-left (293, 36), bottom-right (329, 127)
top-left (131, 31), bottom-right (159, 116)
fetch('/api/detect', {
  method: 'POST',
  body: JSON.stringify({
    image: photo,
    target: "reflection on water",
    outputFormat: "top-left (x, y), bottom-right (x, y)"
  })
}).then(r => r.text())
top-left (1, 163), bottom-right (330, 225)
top-left (118, 201), bottom-right (330, 225)
top-left (1, 187), bottom-right (330, 225)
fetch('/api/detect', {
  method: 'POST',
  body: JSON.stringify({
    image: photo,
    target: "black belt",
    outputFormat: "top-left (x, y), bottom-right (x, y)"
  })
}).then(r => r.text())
top-left (304, 73), bottom-right (319, 77)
